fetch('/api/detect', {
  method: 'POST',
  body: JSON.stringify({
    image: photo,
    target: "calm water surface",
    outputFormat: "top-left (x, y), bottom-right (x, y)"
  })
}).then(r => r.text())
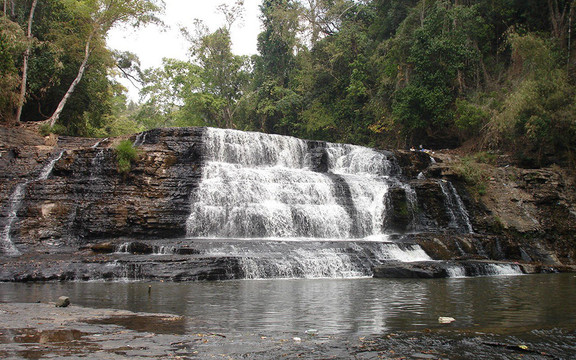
top-left (1, 274), bottom-right (575, 336)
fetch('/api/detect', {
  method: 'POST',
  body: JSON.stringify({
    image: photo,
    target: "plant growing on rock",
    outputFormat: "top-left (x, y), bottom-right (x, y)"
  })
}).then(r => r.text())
top-left (452, 156), bottom-right (490, 197)
top-left (115, 139), bottom-right (138, 174)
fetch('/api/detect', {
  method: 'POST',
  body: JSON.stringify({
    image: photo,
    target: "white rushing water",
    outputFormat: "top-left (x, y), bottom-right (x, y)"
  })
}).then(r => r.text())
top-left (198, 241), bottom-right (433, 279)
top-left (38, 150), bottom-right (64, 180)
top-left (0, 183), bottom-right (28, 256)
top-left (446, 263), bottom-right (524, 278)
top-left (438, 180), bottom-right (474, 233)
top-left (186, 128), bottom-right (401, 240)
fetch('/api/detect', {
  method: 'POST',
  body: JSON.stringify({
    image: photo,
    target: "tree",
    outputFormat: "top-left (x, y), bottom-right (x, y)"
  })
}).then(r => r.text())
top-left (386, 0), bottom-right (487, 146)
top-left (250, 0), bottom-right (301, 133)
top-left (139, 26), bottom-right (250, 130)
top-left (192, 27), bottom-right (250, 128)
top-left (0, 15), bottom-right (26, 122)
top-left (139, 58), bottom-right (203, 128)
top-left (48, 0), bottom-right (162, 126)
top-left (15, 0), bottom-right (37, 123)
top-left (547, 0), bottom-right (575, 45)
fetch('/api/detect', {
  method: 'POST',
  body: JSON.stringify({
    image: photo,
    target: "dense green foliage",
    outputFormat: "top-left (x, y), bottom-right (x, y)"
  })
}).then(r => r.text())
top-left (2, 0), bottom-right (576, 168)
top-left (0, 0), bottom-right (161, 135)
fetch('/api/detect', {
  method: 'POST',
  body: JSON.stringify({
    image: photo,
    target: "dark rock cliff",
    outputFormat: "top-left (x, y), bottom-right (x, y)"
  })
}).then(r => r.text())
top-left (2, 127), bottom-right (204, 251)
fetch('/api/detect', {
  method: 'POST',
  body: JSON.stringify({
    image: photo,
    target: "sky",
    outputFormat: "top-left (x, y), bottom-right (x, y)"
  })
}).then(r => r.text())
top-left (107, 0), bottom-right (262, 99)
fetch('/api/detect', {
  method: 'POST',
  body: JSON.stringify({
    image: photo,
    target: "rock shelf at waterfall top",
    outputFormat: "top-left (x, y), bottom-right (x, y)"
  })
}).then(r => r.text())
top-left (1, 126), bottom-right (576, 281)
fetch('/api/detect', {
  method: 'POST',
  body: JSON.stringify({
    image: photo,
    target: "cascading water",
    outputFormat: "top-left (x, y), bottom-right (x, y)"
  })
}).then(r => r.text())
top-left (186, 129), bottom-right (403, 241)
top-left (185, 128), bottom-right (435, 278)
top-left (90, 150), bottom-right (105, 180)
top-left (134, 132), bottom-right (147, 146)
top-left (0, 150), bottom-right (64, 256)
top-left (0, 183), bottom-right (27, 256)
top-left (439, 180), bottom-right (474, 233)
top-left (38, 151), bottom-right (64, 181)
top-left (446, 263), bottom-right (523, 278)
top-left (91, 137), bottom-right (108, 148)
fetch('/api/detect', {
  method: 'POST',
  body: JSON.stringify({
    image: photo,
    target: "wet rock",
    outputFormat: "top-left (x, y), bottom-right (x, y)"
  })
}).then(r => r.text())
top-left (123, 242), bottom-right (153, 255)
top-left (90, 242), bottom-right (116, 254)
top-left (393, 150), bottom-right (434, 179)
top-left (372, 261), bottom-right (449, 279)
top-left (307, 141), bottom-right (329, 172)
top-left (412, 353), bottom-right (439, 359)
top-left (386, 187), bottom-right (413, 233)
top-left (55, 296), bottom-right (70, 307)
top-left (7, 127), bottom-right (205, 247)
top-left (412, 180), bottom-right (452, 230)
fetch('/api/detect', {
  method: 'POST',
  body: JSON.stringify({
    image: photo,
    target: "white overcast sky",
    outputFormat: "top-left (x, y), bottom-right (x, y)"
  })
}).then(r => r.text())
top-left (107, 0), bottom-right (261, 99)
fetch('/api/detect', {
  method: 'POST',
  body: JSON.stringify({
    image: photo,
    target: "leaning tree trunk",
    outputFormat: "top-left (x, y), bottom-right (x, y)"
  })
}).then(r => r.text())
top-left (15, 0), bottom-right (38, 123)
top-left (48, 31), bottom-right (94, 127)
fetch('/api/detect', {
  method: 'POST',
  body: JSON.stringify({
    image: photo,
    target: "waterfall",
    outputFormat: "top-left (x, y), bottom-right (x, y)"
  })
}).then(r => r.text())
top-left (439, 180), bottom-right (474, 233)
top-left (91, 138), bottom-right (108, 148)
top-left (0, 183), bottom-right (27, 256)
top-left (482, 263), bottom-right (524, 276)
top-left (446, 263), bottom-right (523, 278)
top-left (186, 128), bottom-right (401, 241)
top-left (38, 150), bottom-right (64, 180)
top-left (134, 132), bottom-right (147, 146)
top-left (1, 150), bottom-right (65, 255)
top-left (201, 241), bottom-right (432, 279)
top-left (90, 150), bottom-right (105, 180)
top-left (181, 128), bottom-right (439, 279)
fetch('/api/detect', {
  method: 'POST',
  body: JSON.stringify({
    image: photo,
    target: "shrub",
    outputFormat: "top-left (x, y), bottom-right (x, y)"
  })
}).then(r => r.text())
top-left (452, 156), bottom-right (489, 197)
top-left (115, 140), bottom-right (138, 174)
top-left (39, 123), bottom-right (67, 136)
top-left (473, 151), bottom-right (498, 165)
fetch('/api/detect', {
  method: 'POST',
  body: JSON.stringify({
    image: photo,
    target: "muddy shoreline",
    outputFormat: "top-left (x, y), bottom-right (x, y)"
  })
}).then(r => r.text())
top-left (1, 302), bottom-right (574, 359)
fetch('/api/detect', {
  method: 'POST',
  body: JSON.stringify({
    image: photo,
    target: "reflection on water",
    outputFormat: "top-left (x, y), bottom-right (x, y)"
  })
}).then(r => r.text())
top-left (1, 274), bottom-right (575, 335)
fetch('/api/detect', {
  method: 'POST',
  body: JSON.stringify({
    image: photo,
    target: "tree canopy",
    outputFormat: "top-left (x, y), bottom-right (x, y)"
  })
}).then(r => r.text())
top-left (2, 0), bottom-right (576, 168)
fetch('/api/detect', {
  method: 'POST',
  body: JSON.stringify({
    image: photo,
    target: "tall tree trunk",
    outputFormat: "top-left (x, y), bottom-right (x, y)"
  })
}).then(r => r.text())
top-left (548, 0), bottom-right (572, 46)
top-left (15, 0), bottom-right (38, 123)
top-left (48, 31), bottom-right (94, 127)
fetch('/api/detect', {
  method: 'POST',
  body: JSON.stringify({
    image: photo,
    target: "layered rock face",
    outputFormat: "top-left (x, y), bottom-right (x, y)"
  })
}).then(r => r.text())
top-left (1, 126), bottom-right (575, 281)
top-left (2, 127), bottom-right (204, 251)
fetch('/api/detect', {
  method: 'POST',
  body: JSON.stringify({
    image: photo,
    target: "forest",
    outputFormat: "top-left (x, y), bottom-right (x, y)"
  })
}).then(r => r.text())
top-left (1, 0), bottom-right (576, 168)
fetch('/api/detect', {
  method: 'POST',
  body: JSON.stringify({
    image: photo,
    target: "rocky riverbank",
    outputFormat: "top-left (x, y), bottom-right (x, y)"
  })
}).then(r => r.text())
top-left (1, 302), bottom-right (574, 359)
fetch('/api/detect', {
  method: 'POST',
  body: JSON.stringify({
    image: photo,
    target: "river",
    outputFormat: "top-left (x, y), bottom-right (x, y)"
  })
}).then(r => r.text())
top-left (1, 274), bottom-right (575, 336)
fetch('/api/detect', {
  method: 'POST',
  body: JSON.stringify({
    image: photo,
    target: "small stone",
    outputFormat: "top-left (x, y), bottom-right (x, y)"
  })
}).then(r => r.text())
top-left (305, 329), bottom-right (318, 336)
top-left (55, 296), bottom-right (70, 308)
top-left (438, 316), bottom-right (455, 324)
top-left (412, 353), bottom-right (438, 359)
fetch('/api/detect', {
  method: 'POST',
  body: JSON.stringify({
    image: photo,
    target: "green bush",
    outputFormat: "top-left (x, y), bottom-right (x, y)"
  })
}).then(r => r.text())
top-left (455, 99), bottom-right (488, 134)
top-left (115, 140), bottom-right (138, 174)
top-left (39, 123), bottom-right (67, 136)
top-left (452, 157), bottom-right (489, 196)
top-left (473, 151), bottom-right (498, 165)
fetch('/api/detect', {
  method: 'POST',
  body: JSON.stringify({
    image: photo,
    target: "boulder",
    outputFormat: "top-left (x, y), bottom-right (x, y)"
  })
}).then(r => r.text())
top-left (55, 296), bottom-right (70, 308)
